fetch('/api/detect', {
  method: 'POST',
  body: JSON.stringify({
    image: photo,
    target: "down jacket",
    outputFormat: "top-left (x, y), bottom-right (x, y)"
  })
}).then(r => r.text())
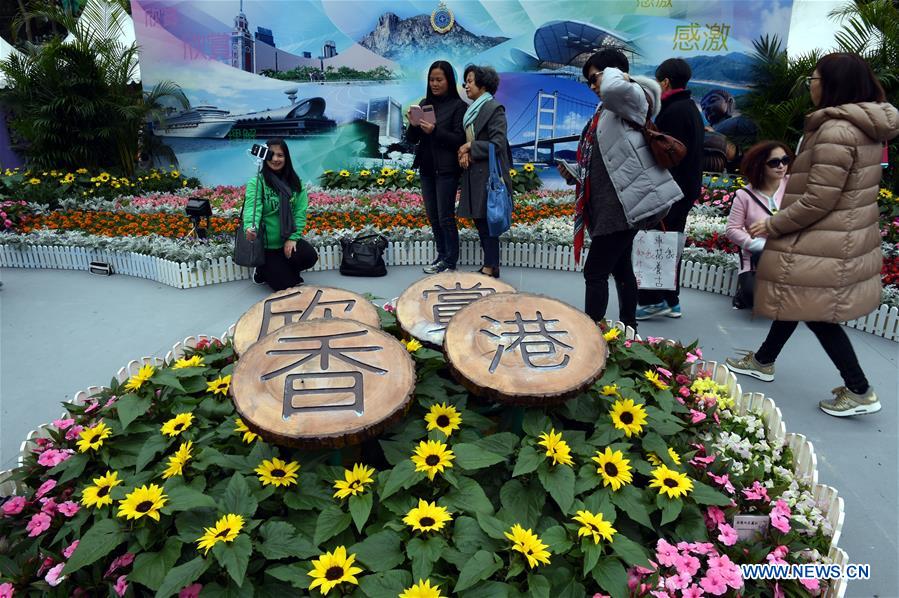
top-left (755, 101), bottom-right (899, 322)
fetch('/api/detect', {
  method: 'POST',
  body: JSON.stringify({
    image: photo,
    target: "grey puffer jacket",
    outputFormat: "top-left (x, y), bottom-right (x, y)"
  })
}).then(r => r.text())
top-left (595, 68), bottom-right (683, 225)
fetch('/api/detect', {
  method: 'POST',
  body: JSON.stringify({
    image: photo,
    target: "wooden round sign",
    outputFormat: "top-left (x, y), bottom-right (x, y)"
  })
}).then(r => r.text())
top-left (231, 319), bottom-right (415, 449)
top-left (396, 272), bottom-right (517, 348)
top-left (233, 286), bottom-right (381, 356)
top-left (444, 293), bottom-right (607, 405)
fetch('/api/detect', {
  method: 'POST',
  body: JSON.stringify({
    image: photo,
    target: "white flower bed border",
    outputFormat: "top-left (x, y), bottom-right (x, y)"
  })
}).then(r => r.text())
top-left (2, 240), bottom-right (897, 342)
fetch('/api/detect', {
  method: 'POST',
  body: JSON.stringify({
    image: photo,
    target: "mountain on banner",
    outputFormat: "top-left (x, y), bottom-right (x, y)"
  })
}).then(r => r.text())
top-left (643, 52), bottom-right (755, 86)
top-left (359, 12), bottom-right (509, 62)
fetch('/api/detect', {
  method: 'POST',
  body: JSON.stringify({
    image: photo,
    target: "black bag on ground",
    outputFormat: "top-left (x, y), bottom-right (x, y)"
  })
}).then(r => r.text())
top-left (731, 190), bottom-right (771, 310)
top-left (339, 234), bottom-right (388, 277)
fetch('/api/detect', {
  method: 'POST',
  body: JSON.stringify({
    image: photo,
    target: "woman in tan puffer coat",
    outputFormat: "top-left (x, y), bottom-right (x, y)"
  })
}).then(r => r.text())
top-left (725, 53), bottom-right (898, 418)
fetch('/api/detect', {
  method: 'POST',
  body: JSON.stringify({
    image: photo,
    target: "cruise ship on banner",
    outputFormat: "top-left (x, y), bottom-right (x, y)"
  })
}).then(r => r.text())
top-left (229, 90), bottom-right (337, 138)
top-left (152, 106), bottom-right (236, 138)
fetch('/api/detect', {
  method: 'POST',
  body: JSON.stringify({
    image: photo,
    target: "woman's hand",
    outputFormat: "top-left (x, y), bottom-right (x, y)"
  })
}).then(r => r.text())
top-left (419, 120), bottom-right (435, 134)
top-left (748, 219), bottom-right (769, 237)
top-left (459, 154), bottom-right (470, 169)
top-left (556, 163), bottom-right (576, 186)
top-left (283, 239), bottom-right (296, 259)
top-left (245, 228), bottom-right (257, 242)
top-left (405, 108), bottom-right (418, 127)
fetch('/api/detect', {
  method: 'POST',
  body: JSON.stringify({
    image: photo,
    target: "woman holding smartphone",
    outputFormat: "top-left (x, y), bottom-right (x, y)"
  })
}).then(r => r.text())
top-left (406, 60), bottom-right (467, 274)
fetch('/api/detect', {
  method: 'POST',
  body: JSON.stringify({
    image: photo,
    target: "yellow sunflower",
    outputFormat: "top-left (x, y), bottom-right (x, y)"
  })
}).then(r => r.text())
top-left (196, 513), bottom-right (244, 555)
top-left (644, 370), bottom-right (670, 391)
top-left (504, 523), bottom-right (551, 568)
top-left (76, 168), bottom-right (88, 174)
top-left (591, 447), bottom-right (633, 491)
top-left (376, 177), bottom-right (386, 185)
top-left (80, 471), bottom-right (122, 508)
top-left (509, 168), bottom-right (518, 177)
top-left (234, 418), bottom-right (259, 443)
top-left (124, 364), bottom-right (155, 392)
top-left (403, 499), bottom-right (452, 533)
top-left (61, 173), bottom-right (75, 184)
top-left (76, 421), bottom-right (112, 452)
top-left (160, 413), bottom-right (194, 437)
top-left (255, 457), bottom-right (300, 487)
top-left (333, 463), bottom-right (376, 499)
top-left (537, 429), bottom-right (574, 466)
top-left (207, 374), bottom-right (231, 396)
top-left (609, 398), bottom-right (648, 438)
top-left (411, 440), bottom-right (455, 480)
top-left (523, 163), bottom-right (535, 172)
top-left (603, 327), bottom-right (621, 341)
top-left (400, 579), bottom-right (444, 598)
top-left (424, 402), bottom-right (462, 437)
top-left (118, 484), bottom-right (167, 521)
top-left (648, 465), bottom-right (694, 499)
top-left (402, 338), bottom-right (423, 352)
top-left (600, 384), bottom-right (620, 397)
top-left (98, 172), bottom-right (111, 182)
top-left (307, 546), bottom-right (363, 595)
top-left (172, 355), bottom-right (204, 369)
top-left (647, 447), bottom-right (681, 467)
top-left (359, 170), bottom-right (370, 177)
top-left (162, 441), bottom-right (193, 479)
top-left (406, 174), bottom-right (414, 182)
top-left (339, 170), bottom-right (350, 177)
top-left (573, 510), bottom-right (616, 544)
top-left (28, 178), bottom-right (41, 185)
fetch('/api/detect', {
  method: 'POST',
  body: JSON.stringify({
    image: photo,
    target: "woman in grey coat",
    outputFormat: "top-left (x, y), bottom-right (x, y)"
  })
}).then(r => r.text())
top-left (457, 65), bottom-right (513, 278)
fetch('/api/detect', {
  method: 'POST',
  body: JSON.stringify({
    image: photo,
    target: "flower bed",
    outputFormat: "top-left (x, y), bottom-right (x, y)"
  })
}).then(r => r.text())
top-left (0, 316), bottom-right (843, 597)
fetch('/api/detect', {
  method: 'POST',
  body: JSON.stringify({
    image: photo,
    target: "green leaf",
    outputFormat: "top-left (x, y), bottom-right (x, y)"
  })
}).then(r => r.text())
top-left (220, 472), bottom-right (258, 518)
top-left (675, 503), bottom-right (709, 542)
top-left (555, 578), bottom-right (587, 598)
top-left (659, 496), bottom-right (683, 525)
top-left (453, 550), bottom-right (503, 593)
top-left (444, 476), bottom-right (494, 515)
top-left (582, 541), bottom-right (602, 577)
top-left (166, 480), bottom-right (217, 511)
top-left (51, 452), bottom-right (89, 484)
top-left (379, 439), bottom-right (411, 466)
top-left (521, 410), bottom-right (551, 436)
top-left (257, 521), bottom-right (318, 560)
top-left (527, 574), bottom-right (551, 598)
top-left (358, 570), bottom-right (413, 598)
top-left (592, 557), bottom-right (628, 598)
top-left (130, 537), bottom-right (183, 591)
top-left (459, 581), bottom-right (512, 598)
top-left (475, 512), bottom-right (509, 540)
top-left (691, 480), bottom-right (733, 506)
top-left (540, 525), bottom-right (572, 554)
top-left (116, 393), bottom-right (151, 430)
top-left (611, 534), bottom-right (651, 568)
top-left (151, 369), bottom-right (186, 392)
top-left (537, 462), bottom-right (575, 513)
top-left (453, 442), bottom-right (506, 470)
top-left (512, 445), bottom-right (542, 477)
top-left (381, 460), bottom-right (419, 499)
top-left (407, 536), bottom-right (446, 582)
top-left (266, 562), bottom-right (310, 589)
top-left (499, 479), bottom-right (545, 529)
top-left (313, 505), bottom-right (352, 546)
top-left (350, 529), bottom-right (404, 572)
top-left (474, 433), bottom-right (520, 456)
top-left (624, 342), bottom-right (666, 367)
top-left (609, 486), bottom-right (654, 530)
top-left (453, 516), bottom-right (499, 555)
top-left (155, 556), bottom-right (211, 598)
top-left (348, 491), bottom-right (373, 532)
top-left (136, 434), bottom-right (169, 473)
top-left (640, 432), bottom-right (669, 463)
top-left (62, 518), bottom-right (125, 575)
top-left (213, 534), bottom-right (252, 586)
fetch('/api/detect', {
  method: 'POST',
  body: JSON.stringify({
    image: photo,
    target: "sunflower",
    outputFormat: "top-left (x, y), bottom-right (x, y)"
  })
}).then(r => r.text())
top-left (537, 429), bottom-right (574, 466)
top-left (647, 447), bottom-right (681, 467)
top-left (609, 398), bottom-right (648, 438)
top-left (160, 413), bottom-right (194, 437)
top-left (255, 457), bottom-right (300, 487)
top-left (172, 355), bottom-right (204, 369)
top-left (400, 579), bottom-right (445, 598)
top-left (61, 173), bottom-right (75, 184)
top-left (649, 465), bottom-right (694, 499)
top-left (509, 168), bottom-right (518, 177)
top-left (359, 170), bottom-right (370, 177)
top-left (207, 374), bottom-right (231, 396)
top-left (98, 172), bottom-right (111, 182)
top-left (591, 447), bottom-right (633, 491)
top-left (403, 499), bottom-right (452, 533)
top-left (424, 402), bottom-right (461, 437)
top-left (28, 178), bottom-right (41, 185)
top-left (339, 170), bottom-right (350, 177)
top-left (573, 510), bottom-right (616, 544)
top-left (80, 471), bottom-right (122, 508)
top-left (380, 167), bottom-right (392, 176)
top-left (307, 546), bottom-right (363, 595)
top-left (600, 384), bottom-right (620, 397)
top-left (644, 370), bottom-right (670, 391)
top-left (196, 513), bottom-right (244, 555)
top-left (523, 163), bottom-right (535, 172)
top-left (333, 463), bottom-right (376, 499)
top-left (406, 174), bottom-right (414, 182)
top-left (411, 440), bottom-right (455, 480)
top-left (124, 364), bottom-right (155, 392)
top-left (76, 421), bottom-right (112, 452)
top-left (162, 441), bottom-right (193, 479)
top-left (234, 418), bottom-right (259, 443)
top-left (504, 523), bottom-right (551, 568)
top-left (117, 484), bottom-right (167, 521)
top-left (603, 327), bottom-right (621, 341)
top-left (376, 178), bottom-right (386, 185)
top-left (76, 168), bottom-right (88, 174)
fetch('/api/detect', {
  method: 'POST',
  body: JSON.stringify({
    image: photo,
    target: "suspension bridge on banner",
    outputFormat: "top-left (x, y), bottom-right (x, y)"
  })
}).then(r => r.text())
top-left (506, 89), bottom-right (597, 165)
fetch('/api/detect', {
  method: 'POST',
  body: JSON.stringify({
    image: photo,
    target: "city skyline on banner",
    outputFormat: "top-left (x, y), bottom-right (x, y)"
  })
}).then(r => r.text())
top-left (131, 0), bottom-right (794, 186)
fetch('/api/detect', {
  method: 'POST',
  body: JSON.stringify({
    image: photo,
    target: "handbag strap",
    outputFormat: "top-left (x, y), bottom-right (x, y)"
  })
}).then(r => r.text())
top-left (488, 142), bottom-right (500, 180)
top-left (238, 171), bottom-right (264, 227)
top-left (742, 188), bottom-right (774, 216)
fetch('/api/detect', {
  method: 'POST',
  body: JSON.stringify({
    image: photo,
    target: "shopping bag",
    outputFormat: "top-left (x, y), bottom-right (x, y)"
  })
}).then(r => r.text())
top-left (486, 142), bottom-right (512, 237)
top-left (632, 230), bottom-right (684, 290)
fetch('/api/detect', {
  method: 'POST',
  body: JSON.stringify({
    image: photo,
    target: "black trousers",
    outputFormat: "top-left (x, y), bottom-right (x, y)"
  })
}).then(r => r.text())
top-left (583, 229), bottom-right (639, 329)
top-left (755, 320), bottom-right (870, 394)
top-left (637, 197), bottom-right (692, 307)
top-left (474, 217), bottom-right (500, 268)
top-left (258, 239), bottom-right (318, 292)
top-left (420, 173), bottom-right (460, 268)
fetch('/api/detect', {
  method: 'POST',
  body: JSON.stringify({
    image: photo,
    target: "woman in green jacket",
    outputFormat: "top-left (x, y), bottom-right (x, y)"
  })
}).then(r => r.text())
top-left (243, 138), bottom-right (318, 291)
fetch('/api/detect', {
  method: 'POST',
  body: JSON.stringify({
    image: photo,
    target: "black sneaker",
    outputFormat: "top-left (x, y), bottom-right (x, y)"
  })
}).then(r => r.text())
top-left (423, 261), bottom-right (455, 274)
top-left (252, 268), bottom-right (266, 285)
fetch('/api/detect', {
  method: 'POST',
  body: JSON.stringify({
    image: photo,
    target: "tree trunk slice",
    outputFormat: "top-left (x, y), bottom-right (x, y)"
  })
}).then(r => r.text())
top-left (233, 286), bottom-right (381, 356)
top-left (444, 292), bottom-right (607, 405)
top-left (396, 272), bottom-right (517, 348)
top-left (231, 319), bottom-right (415, 449)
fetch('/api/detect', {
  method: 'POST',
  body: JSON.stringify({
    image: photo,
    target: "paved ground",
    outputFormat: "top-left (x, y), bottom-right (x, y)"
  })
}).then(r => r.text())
top-left (1, 266), bottom-right (896, 596)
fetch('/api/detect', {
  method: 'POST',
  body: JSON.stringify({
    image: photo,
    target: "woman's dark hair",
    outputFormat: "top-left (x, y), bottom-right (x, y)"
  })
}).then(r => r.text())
top-left (463, 64), bottom-right (500, 95)
top-left (739, 140), bottom-right (794, 188)
top-left (262, 138), bottom-right (302, 193)
top-left (582, 48), bottom-right (629, 79)
top-left (425, 60), bottom-right (462, 103)
top-left (655, 58), bottom-right (692, 89)
top-left (815, 52), bottom-right (886, 108)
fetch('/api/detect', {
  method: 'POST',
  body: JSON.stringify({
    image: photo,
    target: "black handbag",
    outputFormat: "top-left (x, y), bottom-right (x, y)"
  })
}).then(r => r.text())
top-left (339, 234), bottom-right (388, 277)
top-left (731, 190), bottom-right (771, 309)
top-left (233, 175), bottom-right (266, 268)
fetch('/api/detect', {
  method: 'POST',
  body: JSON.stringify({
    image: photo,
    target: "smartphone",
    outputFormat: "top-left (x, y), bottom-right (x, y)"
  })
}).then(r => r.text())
top-left (250, 143), bottom-right (270, 161)
top-left (554, 158), bottom-right (579, 180)
top-left (420, 105), bottom-right (436, 125)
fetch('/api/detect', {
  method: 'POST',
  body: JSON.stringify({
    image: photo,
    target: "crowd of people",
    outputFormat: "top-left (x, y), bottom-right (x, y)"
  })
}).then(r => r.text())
top-left (239, 50), bottom-right (897, 418)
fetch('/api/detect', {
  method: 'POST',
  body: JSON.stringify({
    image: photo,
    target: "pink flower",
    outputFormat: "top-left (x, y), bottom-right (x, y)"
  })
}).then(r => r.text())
top-left (773, 582), bottom-right (785, 598)
top-left (58, 501), bottom-right (80, 517)
top-left (0, 582), bottom-right (14, 597)
top-left (712, 411), bottom-right (720, 424)
top-left (665, 572), bottom-right (692, 591)
top-left (689, 542), bottom-right (717, 556)
top-left (679, 386), bottom-right (691, 398)
top-left (45, 563), bottom-right (65, 587)
top-left (704, 506), bottom-right (726, 529)
top-left (657, 367), bottom-right (672, 379)
top-left (105, 396), bottom-right (118, 408)
top-left (700, 571), bottom-right (728, 595)
top-left (695, 348), bottom-right (703, 359)
top-left (114, 575), bottom-right (128, 597)
top-left (708, 472), bottom-right (734, 494)
top-left (766, 545), bottom-right (789, 564)
top-left (717, 522), bottom-right (738, 546)
top-left (690, 453), bottom-right (715, 468)
top-left (105, 553), bottom-right (135, 578)
top-left (38, 449), bottom-right (73, 467)
top-left (689, 409), bottom-right (707, 423)
top-left (35, 479), bottom-right (56, 499)
top-left (708, 555), bottom-right (743, 589)
top-left (64, 540), bottom-right (80, 559)
top-left (742, 481), bottom-right (770, 502)
top-left (179, 584), bottom-right (203, 598)
top-left (624, 340), bottom-right (632, 348)
top-left (52, 418), bottom-right (75, 430)
top-left (592, 594), bottom-right (611, 598)
top-left (771, 500), bottom-right (792, 533)
top-left (674, 553), bottom-right (701, 577)
top-left (676, 374), bottom-right (691, 385)
top-left (682, 586), bottom-right (704, 598)
top-left (2, 496), bottom-right (26, 516)
top-left (40, 498), bottom-right (58, 515)
top-left (646, 336), bottom-right (663, 344)
top-left (655, 539), bottom-right (679, 567)
top-left (85, 400), bottom-right (101, 413)
top-left (66, 425), bottom-right (84, 441)
top-left (799, 578), bottom-right (821, 592)
top-left (26, 512), bottom-right (52, 536)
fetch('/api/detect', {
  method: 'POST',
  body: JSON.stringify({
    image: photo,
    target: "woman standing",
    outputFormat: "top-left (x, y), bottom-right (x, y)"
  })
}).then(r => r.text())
top-left (725, 53), bottom-right (898, 417)
top-left (457, 65), bottom-right (513, 278)
top-left (406, 61), bottom-right (467, 274)
top-left (243, 138), bottom-right (318, 292)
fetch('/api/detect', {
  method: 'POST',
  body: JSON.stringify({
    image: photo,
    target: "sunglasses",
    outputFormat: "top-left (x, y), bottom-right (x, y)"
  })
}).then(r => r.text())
top-left (804, 76), bottom-right (821, 89)
top-left (766, 156), bottom-right (791, 168)
top-left (587, 72), bottom-right (601, 86)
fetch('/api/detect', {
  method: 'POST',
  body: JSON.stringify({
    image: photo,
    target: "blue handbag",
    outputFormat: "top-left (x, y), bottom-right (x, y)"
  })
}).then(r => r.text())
top-left (486, 142), bottom-right (512, 236)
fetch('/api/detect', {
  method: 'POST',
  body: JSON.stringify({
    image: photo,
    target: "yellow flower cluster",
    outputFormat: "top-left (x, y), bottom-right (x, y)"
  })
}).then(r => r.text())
top-left (690, 376), bottom-right (733, 409)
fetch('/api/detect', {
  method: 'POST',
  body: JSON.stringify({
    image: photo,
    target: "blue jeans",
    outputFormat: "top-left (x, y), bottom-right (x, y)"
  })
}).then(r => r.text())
top-left (420, 173), bottom-right (460, 268)
top-left (474, 217), bottom-right (500, 268)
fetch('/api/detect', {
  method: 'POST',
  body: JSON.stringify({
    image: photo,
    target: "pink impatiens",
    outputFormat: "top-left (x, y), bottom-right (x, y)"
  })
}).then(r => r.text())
top-left (26, 512), bottom-right (51, 537)
top-left (2, 496), bottom-right (26, 516)
top-left (37, 449), bottom-right (73, 468)
top-left (771, 499), bottom-right (792, 533)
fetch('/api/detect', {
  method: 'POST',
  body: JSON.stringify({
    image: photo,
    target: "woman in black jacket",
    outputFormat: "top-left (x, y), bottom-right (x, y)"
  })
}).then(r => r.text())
top-left (406, 60), bottom-right (467, 274)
